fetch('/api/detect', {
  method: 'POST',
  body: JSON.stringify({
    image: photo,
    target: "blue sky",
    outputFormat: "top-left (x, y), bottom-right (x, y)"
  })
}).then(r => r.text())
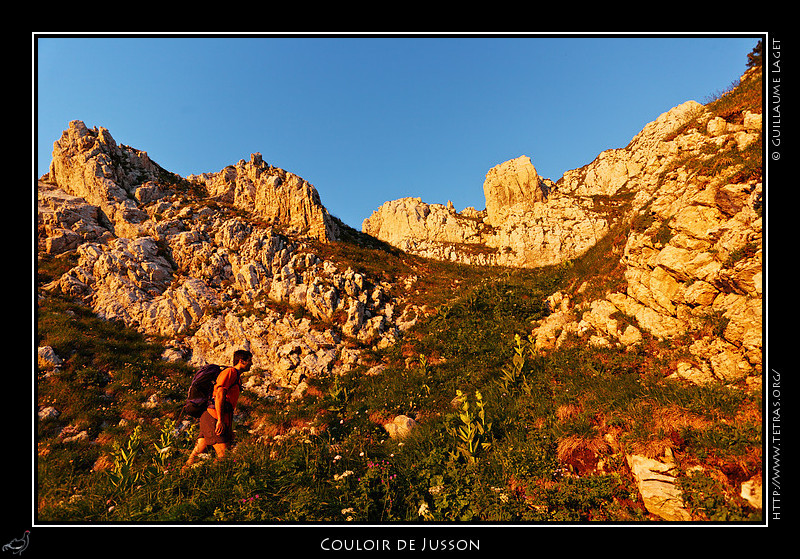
top-left (35, 34), bottom-right (761, 230)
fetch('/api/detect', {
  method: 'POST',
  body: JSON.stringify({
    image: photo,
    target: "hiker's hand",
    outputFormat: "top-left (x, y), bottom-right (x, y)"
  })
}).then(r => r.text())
top-left (215, 419), bottom-right (224, 435)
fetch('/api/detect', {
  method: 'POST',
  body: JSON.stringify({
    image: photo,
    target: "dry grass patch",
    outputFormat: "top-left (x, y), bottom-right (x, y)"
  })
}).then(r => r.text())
top-left (556, 434), bottom-right (611, 475)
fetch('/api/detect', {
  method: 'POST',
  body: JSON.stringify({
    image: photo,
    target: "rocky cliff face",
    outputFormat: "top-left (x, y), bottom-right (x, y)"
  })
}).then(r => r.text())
top-left (187, 153), bottom-right (339, 242)
top-left (39, 121), bottom-right (412, 393)
top-left (45, 121), bottom-right (337, 242)
top-left (364, 68), bottom-right (763, 387)
top-left (534, 72), bottom-right (762, 388)
top-left (38, 65), bottom-right (763, 397)
top-left (363, 154), bottom-right (611, 268)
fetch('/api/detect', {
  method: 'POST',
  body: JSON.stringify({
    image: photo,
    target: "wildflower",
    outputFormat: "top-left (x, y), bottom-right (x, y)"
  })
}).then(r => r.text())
top-left (418, 502), bottom-right (434, 521)
top-left (491, 487), bottom-right (509, 503)
top-left (333, 454), bottom-right (342, 462)
top-left (334, 470), bottom-right (354, 481)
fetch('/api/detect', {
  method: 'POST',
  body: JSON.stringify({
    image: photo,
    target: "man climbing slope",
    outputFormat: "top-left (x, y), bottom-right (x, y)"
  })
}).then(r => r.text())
top-left (184, 349), bottom-right (252, 468)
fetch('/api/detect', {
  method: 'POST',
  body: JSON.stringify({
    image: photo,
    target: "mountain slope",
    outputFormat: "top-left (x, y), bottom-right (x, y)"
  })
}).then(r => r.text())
top-left (35, 53), bottom-right (764, 525)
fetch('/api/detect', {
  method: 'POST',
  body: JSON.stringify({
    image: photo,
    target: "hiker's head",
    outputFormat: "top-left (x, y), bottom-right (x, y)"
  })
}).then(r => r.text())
top-left (233, 349), bottom-right (253, 370)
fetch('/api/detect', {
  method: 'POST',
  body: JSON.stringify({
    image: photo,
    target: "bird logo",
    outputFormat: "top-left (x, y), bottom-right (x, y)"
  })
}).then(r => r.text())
top-left (2, 531), bottom-right (29, 556)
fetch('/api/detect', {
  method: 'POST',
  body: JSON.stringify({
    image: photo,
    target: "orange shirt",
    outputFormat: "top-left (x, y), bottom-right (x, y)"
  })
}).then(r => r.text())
top-left (206, 366), bottom-right (241, 422)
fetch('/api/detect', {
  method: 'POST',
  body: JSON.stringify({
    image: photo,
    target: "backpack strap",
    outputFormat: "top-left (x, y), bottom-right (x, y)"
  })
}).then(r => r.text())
top-left (207, 366), bottom-right (241, 410)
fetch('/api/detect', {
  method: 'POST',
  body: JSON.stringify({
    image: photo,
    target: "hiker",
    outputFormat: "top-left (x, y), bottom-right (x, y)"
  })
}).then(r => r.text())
top-left (184, 350), bottom-right (252, 468)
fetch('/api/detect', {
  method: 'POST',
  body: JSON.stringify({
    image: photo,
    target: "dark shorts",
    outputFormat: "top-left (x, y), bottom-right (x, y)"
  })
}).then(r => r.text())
top-left (199, 410), bottom-right (234, 445)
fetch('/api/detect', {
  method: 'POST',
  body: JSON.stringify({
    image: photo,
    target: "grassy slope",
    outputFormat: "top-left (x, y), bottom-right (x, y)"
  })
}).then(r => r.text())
top-left (35, 228), bottom-right (761, 523)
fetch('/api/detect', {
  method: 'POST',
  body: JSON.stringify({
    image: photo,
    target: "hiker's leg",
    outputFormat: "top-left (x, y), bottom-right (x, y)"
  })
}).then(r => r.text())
top-left (212, 443), bottom-right (228, 460)
top-left (186, 437), bottom-right (207, 465)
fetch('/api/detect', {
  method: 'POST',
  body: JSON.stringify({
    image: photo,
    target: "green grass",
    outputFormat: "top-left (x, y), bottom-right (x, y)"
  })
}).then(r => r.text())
top-left (36, 232), bottom-right (762, 522)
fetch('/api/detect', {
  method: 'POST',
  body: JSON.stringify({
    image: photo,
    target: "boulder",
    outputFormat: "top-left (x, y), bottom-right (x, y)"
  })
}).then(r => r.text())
top-left (626, 454), bottom-right (692, 521)
top-left (383, 415), bottom-right (418, 439)
top-left (37, 346), bottom-right (63, 369)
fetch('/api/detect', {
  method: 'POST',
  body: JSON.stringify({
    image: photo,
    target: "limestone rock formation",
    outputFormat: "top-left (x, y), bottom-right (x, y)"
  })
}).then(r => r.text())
top-left (363, 155), bottom-right (608, 268)
top-left (46, 120), bottom-right (160, 238)
top-left (187, 153), bottom-right (338, 242)
top-left (362, 197), bottom-right (493, 265)
top-left (45, 121), bottom-right (337, 243)
top-left (482, 155), bottom-right (548, 226)
top-left (361, 100), bottom-right (717, 270)
top-left (530, 68), bottom-right (763, 389)
top-left (39, 121), bottom-right (413, 391)
top-left (38, 182), bottom-right (112, 253)
top-left (557, 100), bottom-right (706, 198)
top-left (363, 67), bottom-right (763, 394)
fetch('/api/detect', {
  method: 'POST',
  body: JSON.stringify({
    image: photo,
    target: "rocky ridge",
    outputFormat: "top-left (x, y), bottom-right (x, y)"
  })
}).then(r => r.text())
top-left (186, 153), bottom-right (339, 242)
top-left (39, 64), bottom-right (763, 395)
top-left (532, 90), bottom-right (763, 387)
top-left (363, 154), bottom-right (610, 269)
top-left (39, 121), bottom-right (416, 396)
top-left (364, 69), bottom-right (763, 389)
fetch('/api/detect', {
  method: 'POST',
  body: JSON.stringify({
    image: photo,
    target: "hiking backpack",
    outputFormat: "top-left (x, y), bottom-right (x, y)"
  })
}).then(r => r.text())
top-left (182, 364), bottom-right (223, 418)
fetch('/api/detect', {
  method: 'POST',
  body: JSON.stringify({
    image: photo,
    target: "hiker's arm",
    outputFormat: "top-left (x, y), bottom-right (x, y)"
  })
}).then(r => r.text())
top-left (212, 367), bottom-right (235, 435)
top-left (214, 387), bottom-right (228, 434)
